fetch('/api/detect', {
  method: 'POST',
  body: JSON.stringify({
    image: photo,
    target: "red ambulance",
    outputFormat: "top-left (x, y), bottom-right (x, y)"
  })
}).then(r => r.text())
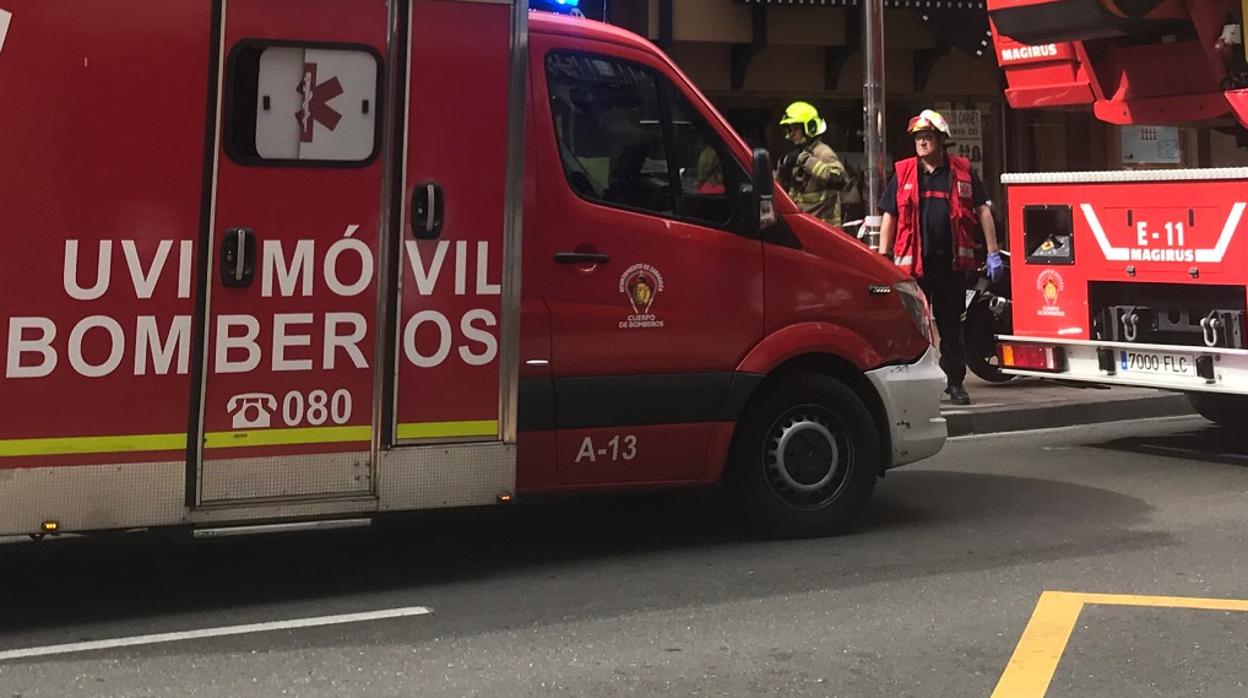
top-left (0, 0), bottom-right (944, 541)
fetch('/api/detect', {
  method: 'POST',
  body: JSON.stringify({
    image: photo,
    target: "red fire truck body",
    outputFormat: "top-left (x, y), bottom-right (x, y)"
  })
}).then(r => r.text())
top-left (989, 0), bottom-right (1248, 417)
top-left (0, 1), bottom-right (945, 540)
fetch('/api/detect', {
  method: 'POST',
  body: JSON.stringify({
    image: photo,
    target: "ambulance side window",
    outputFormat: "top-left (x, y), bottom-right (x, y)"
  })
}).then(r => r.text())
top-left (664, 87), bottom-right (731, 228)
top-left (226, 42), bottom-right (381, 165)
top-left (546, 52), bottom-right (675, 216)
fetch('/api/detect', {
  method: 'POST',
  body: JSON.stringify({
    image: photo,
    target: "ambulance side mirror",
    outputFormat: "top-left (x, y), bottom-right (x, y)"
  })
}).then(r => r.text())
top-left (749, 148), bottom-right (777, 233)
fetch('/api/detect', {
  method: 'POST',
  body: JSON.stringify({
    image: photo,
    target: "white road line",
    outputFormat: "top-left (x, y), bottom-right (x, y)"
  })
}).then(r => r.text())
top-left (0, 606), bottom-right (432, 662)
top-left (948, 414), bottom-right (1204, 442)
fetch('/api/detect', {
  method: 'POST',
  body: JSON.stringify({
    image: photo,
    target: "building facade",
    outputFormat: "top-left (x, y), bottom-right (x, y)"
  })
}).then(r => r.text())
top-left (602, 0), bottom-right (1004, 222)
top-left (593, 1), bottom-right (1248, 225)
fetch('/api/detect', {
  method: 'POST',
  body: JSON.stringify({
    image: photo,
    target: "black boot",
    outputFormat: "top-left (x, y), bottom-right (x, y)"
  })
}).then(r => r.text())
top-left (946, 383), bottom-right (971, 406)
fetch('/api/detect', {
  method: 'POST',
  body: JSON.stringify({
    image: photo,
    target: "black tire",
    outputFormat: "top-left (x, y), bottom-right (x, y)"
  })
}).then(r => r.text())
top-left (966, 345), bottom-right (1013, 383)
top-left (1188, 393), bottom-right (1245, 427)
top-left (964, 306), bottom-right (1015, 383)
top-left (726, 372), bottom-right (881, 538)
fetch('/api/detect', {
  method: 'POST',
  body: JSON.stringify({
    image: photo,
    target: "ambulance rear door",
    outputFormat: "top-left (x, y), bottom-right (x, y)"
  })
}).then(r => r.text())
top-left (379, 0), bottom-right (525, 509)
top-left (195, 0), bottom-right (390, 505)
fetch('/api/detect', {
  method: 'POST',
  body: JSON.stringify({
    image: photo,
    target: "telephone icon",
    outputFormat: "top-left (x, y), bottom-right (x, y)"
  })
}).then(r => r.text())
top-left (226, 392), bottom-right (278, 430)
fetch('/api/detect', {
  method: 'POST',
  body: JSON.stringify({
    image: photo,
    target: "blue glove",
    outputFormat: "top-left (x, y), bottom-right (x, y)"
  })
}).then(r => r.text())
top-left (986, 251), bottom-right (1005, 284)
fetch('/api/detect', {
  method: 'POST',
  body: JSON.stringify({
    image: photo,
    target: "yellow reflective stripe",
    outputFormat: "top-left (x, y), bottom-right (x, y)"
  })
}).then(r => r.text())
top-left (203, 425), bottom-right (371, 450)
top-left (0, 426), bottom-right (375, 457)
top-left (0, 422), bottom-right (491, 457)
top-left (808, 159), bottom-right (845, 179)
top-left (0, 433), bottom-right (185, 458)
top-left (396, 420), bottom-right (498, 440)
top-left (791, 192), bottom-right (830, 204)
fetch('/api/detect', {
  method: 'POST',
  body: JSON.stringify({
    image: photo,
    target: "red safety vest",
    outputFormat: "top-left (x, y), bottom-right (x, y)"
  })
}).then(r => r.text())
top-left (891, 154), bottom-right (979, 278)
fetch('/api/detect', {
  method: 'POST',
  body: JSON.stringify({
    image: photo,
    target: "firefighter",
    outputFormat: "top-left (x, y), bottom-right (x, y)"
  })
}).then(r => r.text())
top-left (876, 109), bottom-right (1003, 406)
top-left (777, 101), bottom-right (847, 227)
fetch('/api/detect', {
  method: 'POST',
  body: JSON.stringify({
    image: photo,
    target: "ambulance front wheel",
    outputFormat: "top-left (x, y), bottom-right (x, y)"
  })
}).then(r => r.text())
top-left (1187, 392), bottom-right (1245, 428)
top-left (727, 372), bottom-right (880, 538)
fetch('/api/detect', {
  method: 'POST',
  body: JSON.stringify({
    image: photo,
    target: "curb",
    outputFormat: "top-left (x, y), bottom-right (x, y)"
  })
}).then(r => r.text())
top-left (942, 393), bottom-right (1196, 438)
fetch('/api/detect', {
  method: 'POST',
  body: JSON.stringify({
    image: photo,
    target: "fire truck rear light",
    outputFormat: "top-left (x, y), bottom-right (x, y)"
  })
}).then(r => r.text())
top-left (998, 343), bottom-right (1066, 372)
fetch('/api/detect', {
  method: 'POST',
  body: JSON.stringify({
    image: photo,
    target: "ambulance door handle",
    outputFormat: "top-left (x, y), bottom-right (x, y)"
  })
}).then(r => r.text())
top-left (554, 251), bottom-right (610, 265)
top-left (411, 181), bottom-right (444, 239)
top-left (220, 227), bottom-right (256, 288)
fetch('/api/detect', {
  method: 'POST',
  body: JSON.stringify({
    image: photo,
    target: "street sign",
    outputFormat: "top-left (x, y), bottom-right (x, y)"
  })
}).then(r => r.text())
top-left (946, 109), bottom-right (984, 166)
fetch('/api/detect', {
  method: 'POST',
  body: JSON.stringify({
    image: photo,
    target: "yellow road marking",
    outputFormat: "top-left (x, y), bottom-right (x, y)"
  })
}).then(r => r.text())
top-left (993, 591), bottom-right (1248, 697)
top-left (396, 420), bottom-right (498, 440)
top-left (991, 592), bottom-right (1085, 698)
top-left (1044, 592), bottom-right (1248, 612)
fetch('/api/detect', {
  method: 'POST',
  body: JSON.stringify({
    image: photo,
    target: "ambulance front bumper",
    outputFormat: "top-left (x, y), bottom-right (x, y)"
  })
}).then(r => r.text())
top-left (866, 345), bottom-right (947, 469)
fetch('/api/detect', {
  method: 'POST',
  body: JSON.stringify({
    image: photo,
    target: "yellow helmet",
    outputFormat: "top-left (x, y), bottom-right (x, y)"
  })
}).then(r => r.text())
top-left (779, 101), bottom-right (827, 138)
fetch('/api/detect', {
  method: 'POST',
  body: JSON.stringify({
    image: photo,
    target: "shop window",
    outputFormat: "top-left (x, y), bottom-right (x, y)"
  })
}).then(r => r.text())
top-left (227, 43), bottom-right (380, 165)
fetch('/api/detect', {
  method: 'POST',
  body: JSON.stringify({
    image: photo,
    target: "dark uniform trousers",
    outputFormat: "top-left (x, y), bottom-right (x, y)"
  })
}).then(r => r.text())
top-left (918, 264), bottom-right (966, 387)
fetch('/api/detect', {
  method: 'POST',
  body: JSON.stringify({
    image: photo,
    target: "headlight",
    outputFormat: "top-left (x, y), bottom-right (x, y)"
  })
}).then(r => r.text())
top-left (894, 280), bottom-right (933, 343)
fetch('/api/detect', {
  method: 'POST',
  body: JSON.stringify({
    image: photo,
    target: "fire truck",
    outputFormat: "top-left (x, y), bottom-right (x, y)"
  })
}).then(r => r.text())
top-left (0, 1), bottom-right (946, 541)
top-left (989, 0), bottom-right (1248, 425)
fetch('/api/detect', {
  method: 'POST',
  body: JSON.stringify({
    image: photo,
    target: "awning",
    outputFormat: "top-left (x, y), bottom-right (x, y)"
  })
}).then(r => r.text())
top-left (739, 1), bottom-right (985, 8)
top-left (737, 0), bottom-right (991, 57)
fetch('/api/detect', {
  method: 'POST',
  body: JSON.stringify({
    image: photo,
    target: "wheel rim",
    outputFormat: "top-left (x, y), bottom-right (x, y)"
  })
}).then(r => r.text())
top-left (763, 405), bottom-right (853, 509)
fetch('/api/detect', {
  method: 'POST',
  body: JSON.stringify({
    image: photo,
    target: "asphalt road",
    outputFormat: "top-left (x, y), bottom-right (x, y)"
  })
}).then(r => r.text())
top-left (1, 415), bottom-right (1246, 697)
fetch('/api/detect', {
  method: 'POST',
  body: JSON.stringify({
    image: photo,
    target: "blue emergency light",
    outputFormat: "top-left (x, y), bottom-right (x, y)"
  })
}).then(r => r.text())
top-left (532, 0), bottom-right (580, 13)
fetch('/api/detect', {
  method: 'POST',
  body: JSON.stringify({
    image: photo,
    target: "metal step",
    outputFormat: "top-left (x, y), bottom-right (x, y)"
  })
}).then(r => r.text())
top-left (192, 517), bottom-right (372, 539)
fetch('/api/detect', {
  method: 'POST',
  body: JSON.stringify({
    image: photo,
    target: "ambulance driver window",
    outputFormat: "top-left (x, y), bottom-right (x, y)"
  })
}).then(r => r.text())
top-left (227, 43), bottom-right (380, 165)
top-left (546, 52), bottom-right (674, 216)
top-left (665, 87), bottom-right (731, 227)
